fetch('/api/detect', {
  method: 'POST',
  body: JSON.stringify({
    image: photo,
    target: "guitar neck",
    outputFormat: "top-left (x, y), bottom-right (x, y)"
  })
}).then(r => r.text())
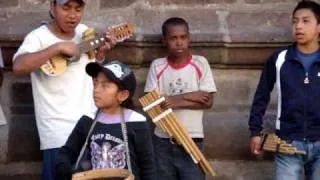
top-left (78, 34), bottom-right (106, 54)
top-left (67, 34), bottom-right (105, 62)
top-left (68, 24), bottom-right (134, 62)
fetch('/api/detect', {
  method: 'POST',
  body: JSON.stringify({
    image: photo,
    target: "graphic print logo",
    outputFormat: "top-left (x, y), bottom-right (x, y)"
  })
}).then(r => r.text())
top-left (90, 141), bottom-right (126, 169)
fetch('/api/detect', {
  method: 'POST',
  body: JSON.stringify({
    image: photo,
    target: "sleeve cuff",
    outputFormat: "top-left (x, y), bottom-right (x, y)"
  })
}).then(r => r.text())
top-left (250, 131), bottom-right (261, 137)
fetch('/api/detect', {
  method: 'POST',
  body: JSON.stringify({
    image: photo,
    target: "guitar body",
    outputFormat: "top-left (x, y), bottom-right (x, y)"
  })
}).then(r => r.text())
top-left (40, 56), bottom-right (67, 76)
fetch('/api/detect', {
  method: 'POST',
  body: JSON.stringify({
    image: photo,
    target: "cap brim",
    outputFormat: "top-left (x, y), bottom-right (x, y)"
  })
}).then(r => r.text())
top-left (86, 62), bottom-right (120, 84)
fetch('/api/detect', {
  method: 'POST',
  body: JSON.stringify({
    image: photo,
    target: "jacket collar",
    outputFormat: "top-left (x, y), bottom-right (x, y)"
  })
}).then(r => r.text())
top-left (285, 43), bottom-right (298, 62)
top-left (286, 42), bottom-right (320, 62)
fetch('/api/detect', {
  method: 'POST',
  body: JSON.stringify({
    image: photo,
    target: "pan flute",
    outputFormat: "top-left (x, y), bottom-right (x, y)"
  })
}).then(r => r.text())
top-left (139, 89), bottom-right (216, 177)
top-left (72, 168), bottom-right (133, 180)
top-left (260, 133), bottom-right (306, 155)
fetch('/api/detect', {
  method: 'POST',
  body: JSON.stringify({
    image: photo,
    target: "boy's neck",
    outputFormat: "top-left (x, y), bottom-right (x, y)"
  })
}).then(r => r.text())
top-left (297, 41), bottom-right (320, 54)
top-left (48, 21), bottom-right (75, 40)
top-left (168, 52), bottom-right (190, 65)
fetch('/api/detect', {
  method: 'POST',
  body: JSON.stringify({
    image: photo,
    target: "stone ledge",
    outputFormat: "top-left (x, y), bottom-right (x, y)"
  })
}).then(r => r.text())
top-left (0, 160), bottom-right (274, 180)
top-left (209, 160), bottom-right (273, 180)
top-left (0, 162), bottom-right (41, 176)
top-left (0, 40), bottom-right (287, 69)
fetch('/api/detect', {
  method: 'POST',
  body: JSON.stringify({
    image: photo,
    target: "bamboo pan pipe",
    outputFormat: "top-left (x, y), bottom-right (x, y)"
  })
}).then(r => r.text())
top-left (139, 89), bottom-right (216, 177)
top-left (261, 133), bottom-right (306, 155)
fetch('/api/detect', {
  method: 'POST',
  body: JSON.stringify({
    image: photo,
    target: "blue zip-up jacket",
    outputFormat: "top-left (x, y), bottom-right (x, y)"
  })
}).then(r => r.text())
top-left (249, 43), bottom-right (320, 141)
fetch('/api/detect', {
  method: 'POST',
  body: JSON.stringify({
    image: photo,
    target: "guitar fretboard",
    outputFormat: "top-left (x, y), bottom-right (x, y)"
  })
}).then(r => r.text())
top-left (78, 34), bottom-right (106, 53)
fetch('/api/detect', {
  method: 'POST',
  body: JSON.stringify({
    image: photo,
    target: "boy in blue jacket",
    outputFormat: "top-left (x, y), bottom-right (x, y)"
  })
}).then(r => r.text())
top-left (249, 1), bottom-right (320, 179)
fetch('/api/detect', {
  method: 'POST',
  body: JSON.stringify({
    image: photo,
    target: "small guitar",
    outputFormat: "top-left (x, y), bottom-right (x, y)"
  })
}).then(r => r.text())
top-left (40, 23), bottom-right (134, 76)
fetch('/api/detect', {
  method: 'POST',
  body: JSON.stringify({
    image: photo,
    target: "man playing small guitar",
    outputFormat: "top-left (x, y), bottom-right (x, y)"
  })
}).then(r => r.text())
top-left (12, 0), bottom-right (119, 180)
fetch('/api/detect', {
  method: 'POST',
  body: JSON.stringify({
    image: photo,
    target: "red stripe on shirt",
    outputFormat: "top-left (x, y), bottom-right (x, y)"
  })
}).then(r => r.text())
top-left (190, 61), bottom-right (202, 80)
top-left (156, 63), bottom-right (169, 81)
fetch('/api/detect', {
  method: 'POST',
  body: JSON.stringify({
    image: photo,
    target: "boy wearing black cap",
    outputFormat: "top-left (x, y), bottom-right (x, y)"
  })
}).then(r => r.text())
top-left (55, 61), bottom-right (155, 180)
top-left (12, 0), bottom-right (115, 179)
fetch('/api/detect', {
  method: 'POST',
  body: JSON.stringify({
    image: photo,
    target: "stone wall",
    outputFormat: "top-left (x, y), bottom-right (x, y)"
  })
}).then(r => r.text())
top-left (0, 0), bottom-right (317, 179)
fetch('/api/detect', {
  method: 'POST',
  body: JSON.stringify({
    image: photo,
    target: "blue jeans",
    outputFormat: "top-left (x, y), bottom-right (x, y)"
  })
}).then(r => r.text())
top-left (275, 140), bottom-right (320, 180)
top-left (42, 148), bottom-right (60, 180)
top-left (154, 136), bottom-right (205, 180)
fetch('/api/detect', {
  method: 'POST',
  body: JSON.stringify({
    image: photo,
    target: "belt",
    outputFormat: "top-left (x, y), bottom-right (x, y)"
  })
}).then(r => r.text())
top-left (169, 138), bottom-right (203, 145)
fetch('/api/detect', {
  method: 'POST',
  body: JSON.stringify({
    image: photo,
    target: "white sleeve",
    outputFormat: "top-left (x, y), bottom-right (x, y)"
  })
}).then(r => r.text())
top-left (199, 57), bottom-right (217, 93)
top-left (144, 61), bottom-right (158, 93)
top-left (13, 32), bottom-right (41, 62)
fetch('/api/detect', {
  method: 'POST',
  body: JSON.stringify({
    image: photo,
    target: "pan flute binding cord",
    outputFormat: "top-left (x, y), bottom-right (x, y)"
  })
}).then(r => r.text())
top-left (139, 89), bottom-right (217, 177)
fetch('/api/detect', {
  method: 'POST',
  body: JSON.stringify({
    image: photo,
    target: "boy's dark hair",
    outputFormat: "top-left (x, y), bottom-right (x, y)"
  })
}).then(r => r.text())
top-left (293, 0), bottom-right (320, 23)
top-left (162, 17), bottom-right (189, 37)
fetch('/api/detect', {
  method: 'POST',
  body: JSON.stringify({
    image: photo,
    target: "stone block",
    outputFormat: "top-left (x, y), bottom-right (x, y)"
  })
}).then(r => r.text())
top-left (146, 0), bottom-right (205, 5)
top-left (0, 0), bottom-right (18, 8)
top-left (203, 112), bottom-right (277, 160)
top-left (206, 0), bottom-right (237, 3)
top-left (264, 0), bottom-right (300, 3)
top-left (227, 12), bottom-right (292, 43)
top-left (203, 112), bottom-right (251, 160)
top-left (134, 8), bottom-right (223, 42)
top-left (0, 45), bottom-right (19, 69)
top-left (11, 83), bottom-right (33, 105)
top-left (100, 0), bottom-right (136, 8)
top-left (209, 160), bottom-right (273, 180)
top-left (243, 0), bottom-right (261, 3)
top-left (146, 0), bottom-right (237, 5)
top-left (0, 12), bottom-right (50, 41)
top-left (222, 46), bottom-right (283, 65)
top-left (10, 106), bottom-right (34, 115)
top-left (0, 162), bottom-right (41, 177)
top-left (0, 175), bottom-right (40, 180)
top-left (7, 115), bottom-right (41, 162)
top-left (0, 125), bottom-right (8, 163)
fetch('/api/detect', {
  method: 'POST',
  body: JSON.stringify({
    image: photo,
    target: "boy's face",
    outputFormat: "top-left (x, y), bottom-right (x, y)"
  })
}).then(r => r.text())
top-left (292, 8), bottom-right (320, 45)
top-left (163, 25), bottom-right (190, 59)
top-left (51, 0), bottom-right (84, 33)
top-left (93, 72), bottom-right (128, 110)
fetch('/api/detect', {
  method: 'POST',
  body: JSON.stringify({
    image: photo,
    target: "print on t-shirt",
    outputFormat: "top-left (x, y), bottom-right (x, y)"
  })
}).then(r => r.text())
top-left (168, 78), bottom-right (188, 95)
top-left (90, 133), bottom-right (126, 169)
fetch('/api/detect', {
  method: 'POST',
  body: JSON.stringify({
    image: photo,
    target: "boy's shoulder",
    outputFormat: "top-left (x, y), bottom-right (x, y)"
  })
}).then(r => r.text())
top-left (191, 54), bottom-right (209, 64)
top-left (190, 54), bottom-right (212, 71)
top-left (26, 23), bottom-right (88, 38)
top-left (26, 24), bottom-right (50, 37)
top-left (265, 45), bottom-right (292, 64)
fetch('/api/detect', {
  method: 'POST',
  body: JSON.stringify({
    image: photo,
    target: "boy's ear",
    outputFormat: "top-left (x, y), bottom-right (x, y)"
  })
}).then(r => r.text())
top-left (118, 90), bottom-right (130, 104)
top-left (49, 4), bottom-right (55, 18)
top-left (162, 36), bottom-right (167, 46)
top-left (317, 23), bottom-right (320, 34)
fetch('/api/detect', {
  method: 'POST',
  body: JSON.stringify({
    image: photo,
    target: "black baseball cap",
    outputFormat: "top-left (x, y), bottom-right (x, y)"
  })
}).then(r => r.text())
top-left (86, 60), bottom-right (136, 99)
